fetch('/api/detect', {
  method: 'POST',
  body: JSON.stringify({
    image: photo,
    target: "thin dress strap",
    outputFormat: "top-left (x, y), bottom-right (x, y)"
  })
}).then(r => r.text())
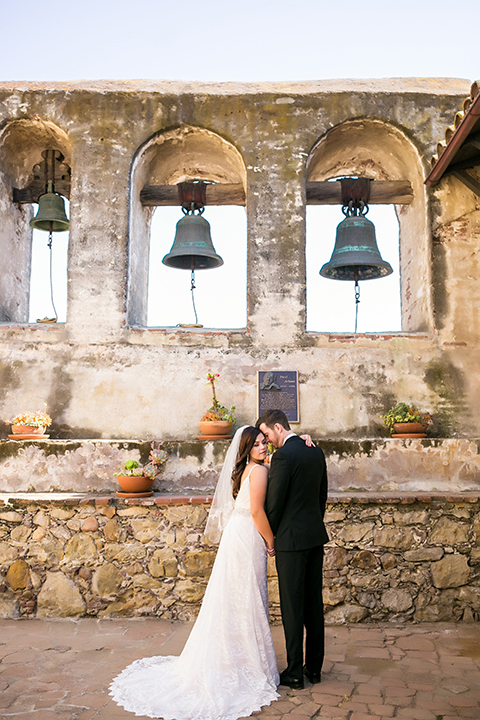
top-left (239, 464), bottom-right (261, 491)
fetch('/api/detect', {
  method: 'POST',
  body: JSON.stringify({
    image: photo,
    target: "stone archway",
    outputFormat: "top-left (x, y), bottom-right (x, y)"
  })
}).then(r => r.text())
top-left (127, 125), bottom-right (246, 326)
top-left (0, 118), bottom-right (71, 322)
top-left (307, 119), bottom-right (432, 332)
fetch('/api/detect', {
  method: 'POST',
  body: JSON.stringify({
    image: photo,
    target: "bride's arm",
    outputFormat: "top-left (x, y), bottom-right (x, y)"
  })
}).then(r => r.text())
top-left (249, 465), bottom-right (275, 554)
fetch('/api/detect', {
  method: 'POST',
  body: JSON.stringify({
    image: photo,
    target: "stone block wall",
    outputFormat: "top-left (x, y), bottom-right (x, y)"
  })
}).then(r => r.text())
top-left (0, 493), bottom-right (478, 623)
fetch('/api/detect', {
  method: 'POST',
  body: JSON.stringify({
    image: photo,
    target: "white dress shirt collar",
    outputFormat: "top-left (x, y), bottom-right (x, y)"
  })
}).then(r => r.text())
top-left (281, 432), bottom-right (297, 447)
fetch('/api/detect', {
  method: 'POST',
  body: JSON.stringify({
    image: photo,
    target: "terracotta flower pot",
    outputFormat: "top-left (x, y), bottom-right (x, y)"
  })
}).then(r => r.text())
top-left (11, 424), bottom-right (46, 435)
top-left (392, 422), bottom-right (428, 438)
top-left (116, 474), bottom-right (155, 497)
top-left (9, 424), bottom-right (49, 439)
top-left (198, 420), bottom-right (233, 439)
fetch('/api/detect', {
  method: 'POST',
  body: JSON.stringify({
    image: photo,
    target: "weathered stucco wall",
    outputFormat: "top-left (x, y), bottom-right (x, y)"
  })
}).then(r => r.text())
top-left (0, 78), bottom-right (478, 449)
top-left (0, 494), bottom-right (478, 623)
top-left (0, 438), bottom-right (479, 494)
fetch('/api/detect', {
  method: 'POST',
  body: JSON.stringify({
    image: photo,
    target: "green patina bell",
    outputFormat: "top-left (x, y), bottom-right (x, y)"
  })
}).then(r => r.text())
top-left (320, 214), bottom-right (393, 281)
top-left (162, 212), bottom-right (223, 270)
top-left (30, 192), bottom-right (70, 232)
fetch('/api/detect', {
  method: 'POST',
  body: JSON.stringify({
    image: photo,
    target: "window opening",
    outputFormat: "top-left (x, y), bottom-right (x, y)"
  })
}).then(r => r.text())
top-left (28, 198), bottom-right (69, 323)
top-left (306, 203), bottom-right (401, 333)
top-left (148, 205), bottom-right (247, 328)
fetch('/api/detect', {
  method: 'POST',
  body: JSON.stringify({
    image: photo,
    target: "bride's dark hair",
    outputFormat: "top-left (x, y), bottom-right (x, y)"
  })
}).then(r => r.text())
top-left (231, 426), bottom-right (264, 499)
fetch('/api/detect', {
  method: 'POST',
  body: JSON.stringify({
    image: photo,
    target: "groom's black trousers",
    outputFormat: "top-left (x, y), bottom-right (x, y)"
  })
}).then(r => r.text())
top-left (275, 545), bottom-right (324, 680)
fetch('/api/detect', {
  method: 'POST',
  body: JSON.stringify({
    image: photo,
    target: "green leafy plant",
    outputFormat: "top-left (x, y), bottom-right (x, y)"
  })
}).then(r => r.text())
top-left (201, 372), bottom-right (236, 423)
top-left (115, 443), bottom-right (168, 478)
top-left (382, 402), bottom-right (432, 435)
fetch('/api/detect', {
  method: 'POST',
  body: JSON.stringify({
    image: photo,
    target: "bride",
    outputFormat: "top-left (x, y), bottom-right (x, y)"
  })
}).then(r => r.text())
top-left (110, 425), bottom-right (280, 720)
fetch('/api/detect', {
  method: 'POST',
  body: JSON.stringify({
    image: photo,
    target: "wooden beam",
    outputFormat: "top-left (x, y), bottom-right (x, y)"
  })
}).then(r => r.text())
top-left (141, 180), bottom-right (413, 207)
top-left (306, 180), bottom-right (413, 205)
top-left (140, 184), bottom-right (246, 206)
top-left (462, 131), bottom-right (480, 151)
top-left (444, 153), bottom-right (480, 175)
top-left (452, 170), bottom-right (480, 198)
top-left (13, 179), bottom-right (71, 204)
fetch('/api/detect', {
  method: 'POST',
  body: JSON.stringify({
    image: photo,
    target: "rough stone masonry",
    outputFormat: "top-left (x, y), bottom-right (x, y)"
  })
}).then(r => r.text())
top-left (0, 493), bottom-right (478, 622)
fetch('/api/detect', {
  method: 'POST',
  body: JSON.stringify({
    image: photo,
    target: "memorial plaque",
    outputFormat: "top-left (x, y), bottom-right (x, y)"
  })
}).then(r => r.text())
top-left (257, 371), bottom-right (299, 424)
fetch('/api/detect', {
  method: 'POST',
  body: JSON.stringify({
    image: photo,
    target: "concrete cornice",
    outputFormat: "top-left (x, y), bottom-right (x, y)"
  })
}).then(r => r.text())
top-left (0, 77), bottom-right (472, 97)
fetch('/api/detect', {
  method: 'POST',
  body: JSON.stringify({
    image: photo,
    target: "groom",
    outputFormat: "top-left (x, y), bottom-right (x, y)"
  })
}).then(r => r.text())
top-left (256, 409), bottom-right (329, 689)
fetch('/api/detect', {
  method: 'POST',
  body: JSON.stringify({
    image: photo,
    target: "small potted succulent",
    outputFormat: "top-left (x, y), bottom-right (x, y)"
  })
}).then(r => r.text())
top-left (382, 402), bottom-right (432, 438)
top-left (115, 442), bottom-right (168, 497)
top-left (6, 410), bottom-right (52, 439)
top-left (198, 372), bottom-right (236, 439)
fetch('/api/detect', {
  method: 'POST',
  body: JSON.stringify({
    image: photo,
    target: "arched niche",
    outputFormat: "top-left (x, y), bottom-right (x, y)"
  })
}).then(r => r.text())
top-left (306, 119), bottom-right (432, 332)
top-left (0, 118), bottom-right (71, 322)
top-left (127, 125), bottom-right (247, 326)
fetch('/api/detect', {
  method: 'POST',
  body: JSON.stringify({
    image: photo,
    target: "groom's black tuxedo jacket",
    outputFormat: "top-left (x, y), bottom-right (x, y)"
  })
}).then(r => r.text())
top-left (265, 435), bottom-right (329, 552)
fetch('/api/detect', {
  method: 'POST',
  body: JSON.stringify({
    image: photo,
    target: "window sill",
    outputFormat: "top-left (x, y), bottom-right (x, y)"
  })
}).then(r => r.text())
top-left (306, 330), bottom-right (434, 343)
top-left (124, 325), bottom-right (251, 346)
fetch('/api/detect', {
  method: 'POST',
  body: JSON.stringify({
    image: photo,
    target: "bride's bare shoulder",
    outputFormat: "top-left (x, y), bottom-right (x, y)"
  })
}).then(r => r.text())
top-left (249, 463), bottom-right (269, 482)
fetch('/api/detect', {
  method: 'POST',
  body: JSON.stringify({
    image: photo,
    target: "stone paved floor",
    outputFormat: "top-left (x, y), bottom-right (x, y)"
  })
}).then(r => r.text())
top-left (0, 619), bottom-right (479, 719)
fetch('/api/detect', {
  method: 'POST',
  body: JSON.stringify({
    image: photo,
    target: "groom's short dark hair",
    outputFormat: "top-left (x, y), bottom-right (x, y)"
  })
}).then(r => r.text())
top-left (256, 409), bottom-right (290, 431)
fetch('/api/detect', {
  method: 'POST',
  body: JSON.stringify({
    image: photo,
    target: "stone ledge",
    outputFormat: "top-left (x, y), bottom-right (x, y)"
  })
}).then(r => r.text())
top-left (1, 438), bottom-right (479, 495)
top-left (0, 491), bottom-right (479, 507)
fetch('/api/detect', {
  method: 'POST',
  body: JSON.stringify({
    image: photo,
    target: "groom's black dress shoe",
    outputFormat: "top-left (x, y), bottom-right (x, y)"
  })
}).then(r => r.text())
top-left (279, 672), bottom-right (304, 690)
top-left (303, 667), bottom-right (321, 684)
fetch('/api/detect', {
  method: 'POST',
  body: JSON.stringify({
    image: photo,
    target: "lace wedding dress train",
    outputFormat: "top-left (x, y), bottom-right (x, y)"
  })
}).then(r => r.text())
top-left (110, 471), bottom-right (279, 720)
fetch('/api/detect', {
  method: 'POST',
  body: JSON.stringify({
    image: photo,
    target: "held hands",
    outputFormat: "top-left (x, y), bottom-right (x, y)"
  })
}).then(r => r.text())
top-left (300, 434), bottom-right (316, 447)
top-left (266, 545), bottom-right (275, 557)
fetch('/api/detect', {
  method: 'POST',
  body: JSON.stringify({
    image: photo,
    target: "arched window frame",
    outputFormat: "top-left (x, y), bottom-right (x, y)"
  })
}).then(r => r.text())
top-left (127, 126), bottom-right (247, 329)
top-left (306, 119), bottom-right (433, 334)
top-left (0, 119), bottom-right (71, 324)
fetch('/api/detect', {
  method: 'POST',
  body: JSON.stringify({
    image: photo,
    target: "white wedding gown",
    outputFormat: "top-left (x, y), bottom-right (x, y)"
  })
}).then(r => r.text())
top-left (110, 468), bottom-right (280, 719)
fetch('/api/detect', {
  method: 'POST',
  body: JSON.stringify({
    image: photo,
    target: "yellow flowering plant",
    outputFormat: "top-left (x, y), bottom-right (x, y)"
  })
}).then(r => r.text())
top-left (6, 410), bottom-right (52, 428)
top-left (382, 402), bottom-right (432, 435)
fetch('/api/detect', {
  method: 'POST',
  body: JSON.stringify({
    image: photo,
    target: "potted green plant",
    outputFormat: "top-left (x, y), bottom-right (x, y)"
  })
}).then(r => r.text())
top-left (382, 402), bottom-right (432, 438)
top-left (198, 372), bottom-right (236, 439)
top-left (115, 442), bottom-right (168, 497)
top-left (6, 410), bottom-right (52, 439)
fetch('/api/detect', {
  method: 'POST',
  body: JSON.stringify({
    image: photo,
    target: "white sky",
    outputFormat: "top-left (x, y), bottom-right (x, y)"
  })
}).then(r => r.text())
top-left (4, 0), bottom-right (478, 330)
top-left (1, 0), bottom-right (477, 83)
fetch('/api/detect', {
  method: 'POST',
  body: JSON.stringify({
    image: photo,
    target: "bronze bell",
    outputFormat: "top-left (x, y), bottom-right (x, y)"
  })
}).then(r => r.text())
top-left (320, 214), bottom-right (393, 281)
top-left (162, 213), bottom-right (224, 270)
top-left (30, 192), bottom-right (70, 232)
